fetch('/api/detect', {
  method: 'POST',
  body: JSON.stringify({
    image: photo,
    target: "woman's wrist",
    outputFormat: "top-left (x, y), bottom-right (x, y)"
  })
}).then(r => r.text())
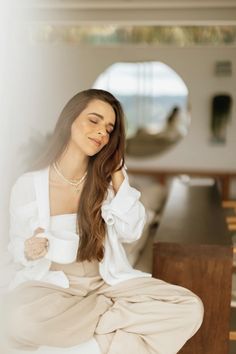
top-left (111, 169), bottom-right (125, 194)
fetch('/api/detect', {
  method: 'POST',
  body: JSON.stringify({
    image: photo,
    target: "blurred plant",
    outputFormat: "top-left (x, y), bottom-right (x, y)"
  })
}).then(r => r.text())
top-left (31, 25), bottom-right (236, 46)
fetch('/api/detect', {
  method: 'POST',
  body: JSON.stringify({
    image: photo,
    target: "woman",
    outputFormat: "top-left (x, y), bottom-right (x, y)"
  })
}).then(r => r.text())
top-left (5, 89), bottom-right (203, 354)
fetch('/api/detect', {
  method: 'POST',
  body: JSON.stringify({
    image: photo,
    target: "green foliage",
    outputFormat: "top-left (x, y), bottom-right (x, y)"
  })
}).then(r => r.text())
top-left (33, 25), bottom-right (236, 46)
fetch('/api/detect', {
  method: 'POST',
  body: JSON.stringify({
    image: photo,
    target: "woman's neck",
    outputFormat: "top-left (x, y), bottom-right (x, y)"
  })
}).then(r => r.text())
top-left (54, 142), bottom-right (88, 180)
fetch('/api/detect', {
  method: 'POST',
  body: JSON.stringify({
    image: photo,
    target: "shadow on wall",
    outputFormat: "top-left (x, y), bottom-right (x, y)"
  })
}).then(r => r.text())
top-left (18, 131), bottom-right (52, 172)
top-left (210, 93), bottom-right (232, 145)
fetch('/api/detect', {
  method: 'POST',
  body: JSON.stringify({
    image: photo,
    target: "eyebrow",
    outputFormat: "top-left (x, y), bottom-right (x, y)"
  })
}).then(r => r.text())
top-left (88, 112), bottom-right (115, 128)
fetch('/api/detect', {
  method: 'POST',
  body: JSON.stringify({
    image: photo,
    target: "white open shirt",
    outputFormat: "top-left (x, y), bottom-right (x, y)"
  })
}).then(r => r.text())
top-left (7, 166), bottom-right (151, 290)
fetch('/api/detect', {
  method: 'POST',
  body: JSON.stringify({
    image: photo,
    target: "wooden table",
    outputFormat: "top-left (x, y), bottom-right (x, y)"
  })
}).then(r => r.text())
top-left (152, 178), bottom-right (233, 354)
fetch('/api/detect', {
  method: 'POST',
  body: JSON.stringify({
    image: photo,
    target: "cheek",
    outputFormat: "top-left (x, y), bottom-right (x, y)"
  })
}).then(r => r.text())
top-left (102, 135), bottom-right (110, 146)
top-left (72, 119), bottom-right (89, 138)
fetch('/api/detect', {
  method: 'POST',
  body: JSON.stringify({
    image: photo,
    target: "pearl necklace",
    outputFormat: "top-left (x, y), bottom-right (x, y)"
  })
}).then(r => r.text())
top-left (52, 162), bottom-right (87, 192)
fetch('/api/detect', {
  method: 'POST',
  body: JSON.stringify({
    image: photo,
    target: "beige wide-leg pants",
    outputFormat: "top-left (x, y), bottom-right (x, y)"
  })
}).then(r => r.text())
top-left (4, 260), bottom-right (204, 354)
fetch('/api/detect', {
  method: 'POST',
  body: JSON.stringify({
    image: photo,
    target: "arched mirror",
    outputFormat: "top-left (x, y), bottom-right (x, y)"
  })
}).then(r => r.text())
top-left (93, 61), bottom-right (190, 157)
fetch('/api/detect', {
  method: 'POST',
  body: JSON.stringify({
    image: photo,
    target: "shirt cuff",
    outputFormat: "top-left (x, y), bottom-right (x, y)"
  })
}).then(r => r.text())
top-left (101, 173), bottom-right (141, 225)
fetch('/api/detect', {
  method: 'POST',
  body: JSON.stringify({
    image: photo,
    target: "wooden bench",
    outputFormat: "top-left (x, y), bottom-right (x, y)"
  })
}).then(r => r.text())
top-left (152, 178), bottom-right (233, 354)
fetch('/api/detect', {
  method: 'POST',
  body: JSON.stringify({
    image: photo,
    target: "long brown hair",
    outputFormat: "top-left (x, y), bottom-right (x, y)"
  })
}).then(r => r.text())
top-left (30, 89), bottom-right (126, 261)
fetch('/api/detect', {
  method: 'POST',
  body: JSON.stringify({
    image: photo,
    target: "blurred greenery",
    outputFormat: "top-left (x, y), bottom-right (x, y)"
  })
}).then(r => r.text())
top-left (32, 25), bottom-right (236, 46)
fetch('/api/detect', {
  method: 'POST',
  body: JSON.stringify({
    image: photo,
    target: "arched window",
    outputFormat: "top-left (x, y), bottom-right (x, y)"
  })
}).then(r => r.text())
top-left (93, 61), bottom-right (189, 139)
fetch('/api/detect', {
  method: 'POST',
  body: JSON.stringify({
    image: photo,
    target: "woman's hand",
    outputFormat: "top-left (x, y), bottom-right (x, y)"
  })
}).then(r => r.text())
top-left (24, 227), bottom-right (49, 261)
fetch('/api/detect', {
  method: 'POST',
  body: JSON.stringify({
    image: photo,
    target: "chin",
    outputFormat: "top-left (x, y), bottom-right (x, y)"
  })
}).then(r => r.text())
top-left (81, 142), bottom-right (105, 156)
top-left (76, 142), bottom-right (101, 157)
top-left (85, 148), bottom-right (102, 157)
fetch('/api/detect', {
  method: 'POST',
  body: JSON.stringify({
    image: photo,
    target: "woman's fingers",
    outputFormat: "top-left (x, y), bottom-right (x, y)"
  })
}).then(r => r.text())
top-left (24, 235), bottom-right (49, 260)
top-left (34, 238), bottom-right (48, 245)
top-left (37, 248), bottom-right (48, 258)
top-left (33, 227), bottom-right (45, 236)
top-left (27, 238), bottom-right (47, 245)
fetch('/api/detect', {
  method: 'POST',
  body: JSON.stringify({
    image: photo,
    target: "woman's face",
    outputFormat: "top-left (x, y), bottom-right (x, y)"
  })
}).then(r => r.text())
top-left (70, 99), bottom-right (116, 156)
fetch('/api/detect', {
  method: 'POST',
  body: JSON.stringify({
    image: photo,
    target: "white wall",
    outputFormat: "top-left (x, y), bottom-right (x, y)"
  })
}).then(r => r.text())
top-left (10, 42), bottom-right (236, 170)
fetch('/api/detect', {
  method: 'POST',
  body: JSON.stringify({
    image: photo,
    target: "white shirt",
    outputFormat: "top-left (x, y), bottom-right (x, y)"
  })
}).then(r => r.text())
top-left (7, 166), bottom-right (151, 290)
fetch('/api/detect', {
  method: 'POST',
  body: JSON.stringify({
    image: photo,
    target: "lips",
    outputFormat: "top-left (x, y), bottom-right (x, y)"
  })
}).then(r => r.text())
top-left (88, 137), bottom-right (102, 147)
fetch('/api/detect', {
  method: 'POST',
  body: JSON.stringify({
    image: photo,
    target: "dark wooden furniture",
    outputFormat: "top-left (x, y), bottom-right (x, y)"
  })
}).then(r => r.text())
top-left (152, 178), bottom-right (233, 354)
top-left (129, 168), bottom-right (236, 200)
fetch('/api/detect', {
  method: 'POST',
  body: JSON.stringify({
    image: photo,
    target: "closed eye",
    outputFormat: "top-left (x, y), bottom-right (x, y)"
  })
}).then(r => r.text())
top-left (89, 119), bottom-right (98, 124)
top-left (89, 119), bottom-right (113, 135)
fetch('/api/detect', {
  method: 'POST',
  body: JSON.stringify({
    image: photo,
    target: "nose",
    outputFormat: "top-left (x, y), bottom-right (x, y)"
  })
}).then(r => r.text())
top-left (97, 129), bottom-right (106, 136)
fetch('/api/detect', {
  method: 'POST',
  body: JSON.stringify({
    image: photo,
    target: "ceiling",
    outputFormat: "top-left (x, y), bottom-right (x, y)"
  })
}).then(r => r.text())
top-left (15, 0), bottom-right (236, 25)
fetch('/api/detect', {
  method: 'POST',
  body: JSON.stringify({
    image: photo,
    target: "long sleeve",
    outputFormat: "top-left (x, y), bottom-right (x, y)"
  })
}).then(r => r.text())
top-left (7, 169), bottom-right (73, 290)
top-left (8, 209), bottom-right (35, 267)
top-left (7, 172), bottom-right (57, 291)
top-left (101, 168), bottom-right (147, 243)
top-left (7, 174), bottom-right (41, 267)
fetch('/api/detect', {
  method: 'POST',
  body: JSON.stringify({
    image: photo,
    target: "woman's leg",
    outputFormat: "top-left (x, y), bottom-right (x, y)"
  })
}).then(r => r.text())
top-left (4, 339), bottom-right (101, 354)
top-left (95, 277), bottom-right (204, 354)
top-left (4, 281), bottom-right (112, 351)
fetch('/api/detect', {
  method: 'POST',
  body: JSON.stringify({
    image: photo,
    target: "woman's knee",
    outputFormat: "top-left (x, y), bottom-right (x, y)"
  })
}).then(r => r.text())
top-left (187, 293), bottom-right (204, 334)
top-left (5, 299), bottom-right (38, 346)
